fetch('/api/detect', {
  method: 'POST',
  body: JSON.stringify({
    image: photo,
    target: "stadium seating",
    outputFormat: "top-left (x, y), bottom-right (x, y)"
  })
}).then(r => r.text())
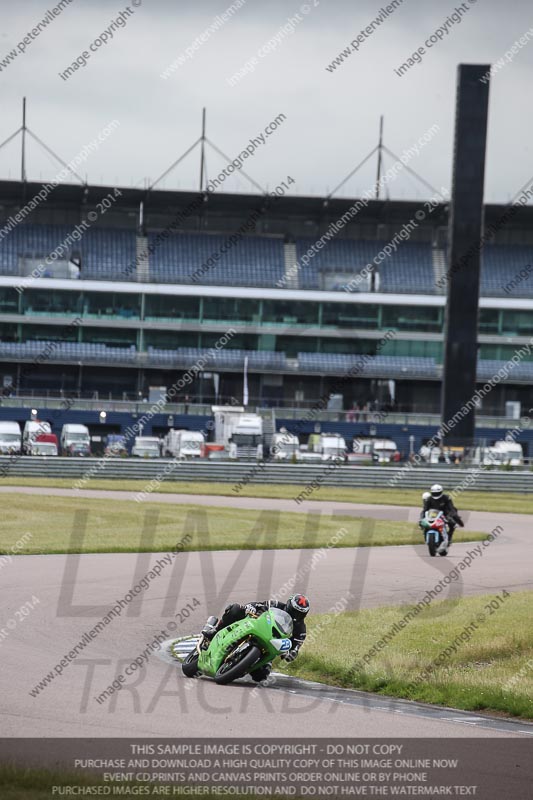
top-left (0, 223), bottom-right (137, 281)
top-left (294, 238), bottom-right (436, 293)
top-left (148, 232), bottom-right (285, 286)
top-left (2, 335), bottom-right (533, 382)
top-left (81, 228), bottom-right (137, 280)
top-left (480, 245), bottom-right (533, 298)
top-left (1, 223), bottom-right (533, 298)
top-left (147, 347), bottom-right (287, 370)
top-left (0, 341), bottom-right (137, 364)
top-left (477, 359), bottom-right (533, 382)
top-left (297, 353), bottom-right (439, 378)
top-left (0, 224), bottom-right (73, 275)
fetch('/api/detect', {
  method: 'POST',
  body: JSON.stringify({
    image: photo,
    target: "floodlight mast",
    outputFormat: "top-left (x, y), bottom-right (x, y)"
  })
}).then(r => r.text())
top-left (0, 97), bottom-right (84, 185)
top-left (199, 107), bottom-right (206, 192)
top-left (21, 97), bottom-right (27, 183)
top-left (375, 115), bottom-right (383, 199)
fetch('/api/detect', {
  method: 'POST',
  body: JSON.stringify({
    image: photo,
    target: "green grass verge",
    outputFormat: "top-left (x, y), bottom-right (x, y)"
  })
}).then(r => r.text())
top-left (281, 591), bottom-right (533, 719)
top-left (0, 493), bottom-right (485, 555)
top-left (2, 476), bottom-right (533, 514)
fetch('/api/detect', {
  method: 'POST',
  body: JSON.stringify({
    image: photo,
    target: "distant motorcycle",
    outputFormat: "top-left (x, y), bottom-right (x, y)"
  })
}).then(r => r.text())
top-left (420, 509), bottom-right (449, 557)
top-left (181, 607), bottom-right (293, 684)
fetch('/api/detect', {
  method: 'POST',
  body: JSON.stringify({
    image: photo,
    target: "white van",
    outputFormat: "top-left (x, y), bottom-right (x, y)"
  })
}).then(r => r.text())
top-left (163, 429), bottom-right (204, 458)
top-left (22, 420), bottom-right (52, 455)
top-left (0, 421), bottom-right (22, 454)
top-left (131, 436), bottom-right (161, 458)
top-left (60, 424), bottom-right (90, 456)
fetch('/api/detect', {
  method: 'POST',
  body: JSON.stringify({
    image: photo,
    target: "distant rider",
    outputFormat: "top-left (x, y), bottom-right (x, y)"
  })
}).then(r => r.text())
top-left (419, 484), bottom-right (464, 547)
top-left (201, 594), bottom-right (310, 682)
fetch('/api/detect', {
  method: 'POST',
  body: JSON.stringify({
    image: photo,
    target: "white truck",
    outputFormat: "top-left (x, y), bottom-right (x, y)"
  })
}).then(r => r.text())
top-left (0, 421), bottom-right (22, 455)
top-left (371, 438), bottom-right (399, 463)
top-left (131, 436), bottom-right (161, 458)
top-left (472, 440), bottom-right (524, 467)
top-left (346, 436), bottom-right (400, 464)
top-left (60, 423), bottom-right (90, 456)
top-left (212, 405), bottom-right (263, 460)
top-left (22, 420), bottom-right (52, 454)
top-left (270, 429), bottom-right (301, 461)
top-left (319, 433), bottom-right (347, 461)
top-left (163, 429), bottom-right (205, 459)
top-left (346, 436), bottom-right (374, 464)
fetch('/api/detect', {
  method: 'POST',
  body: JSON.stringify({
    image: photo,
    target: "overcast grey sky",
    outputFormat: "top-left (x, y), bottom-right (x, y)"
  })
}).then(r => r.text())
top-left (1, 0), bottom-right (532, 203)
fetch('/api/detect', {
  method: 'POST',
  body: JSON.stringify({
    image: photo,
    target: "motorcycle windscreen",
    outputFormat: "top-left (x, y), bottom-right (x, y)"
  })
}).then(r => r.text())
top-left (270, 608), bottom-right (293, 637)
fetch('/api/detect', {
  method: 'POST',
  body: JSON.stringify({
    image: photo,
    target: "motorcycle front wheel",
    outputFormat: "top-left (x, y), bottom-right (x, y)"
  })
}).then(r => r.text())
top-left (214, 645), bottom-right (261, 685)
top-left (427, 531), bottom-right (437, 557)
top-left (182, 651), bottom-right (200, 677)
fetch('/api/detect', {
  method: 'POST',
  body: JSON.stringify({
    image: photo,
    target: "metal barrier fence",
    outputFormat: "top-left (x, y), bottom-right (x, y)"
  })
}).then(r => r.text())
top-left (0, 457), bottom-right (532, 492)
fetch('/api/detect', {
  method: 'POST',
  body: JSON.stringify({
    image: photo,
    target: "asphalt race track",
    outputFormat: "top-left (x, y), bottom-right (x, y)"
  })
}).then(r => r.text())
top-left (1, 489), bottom-right (532, 739)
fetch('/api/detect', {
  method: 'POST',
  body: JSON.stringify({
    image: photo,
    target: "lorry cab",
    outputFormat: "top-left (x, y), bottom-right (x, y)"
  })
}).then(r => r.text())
top-left (371, 438), bottom-right (399, 463)
top-left (23, 420), bottom-right (52, 454)
top-left (270, 429), bottom-right (300, 461)
top-left (31, 433), bottom-right (58, 456)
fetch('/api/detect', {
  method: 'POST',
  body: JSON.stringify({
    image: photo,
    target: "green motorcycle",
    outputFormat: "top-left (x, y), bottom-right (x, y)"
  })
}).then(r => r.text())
top-left (181, 607), bottom-right (293, 685)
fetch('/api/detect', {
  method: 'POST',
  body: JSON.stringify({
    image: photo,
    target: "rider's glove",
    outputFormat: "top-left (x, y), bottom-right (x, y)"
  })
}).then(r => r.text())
top-left (244, 603), bottom-right (257, 617)
top-left (282, 648), bottom-right (299, 663)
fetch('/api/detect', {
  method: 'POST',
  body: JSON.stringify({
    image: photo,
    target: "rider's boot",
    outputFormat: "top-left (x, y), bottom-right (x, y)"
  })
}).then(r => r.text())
top-left (250, 663), bottom-right (272, 683)
top-left (437, 536), bottom-right (450, 554)
top-left (201, 615), bottom-right (218, 639)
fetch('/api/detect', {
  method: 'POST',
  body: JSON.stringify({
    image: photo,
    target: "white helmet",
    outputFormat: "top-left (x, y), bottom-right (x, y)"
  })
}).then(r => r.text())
top-left (430, 483), bottom-right (443, 499)
top-left (422, 491), bottom-right (431, 501)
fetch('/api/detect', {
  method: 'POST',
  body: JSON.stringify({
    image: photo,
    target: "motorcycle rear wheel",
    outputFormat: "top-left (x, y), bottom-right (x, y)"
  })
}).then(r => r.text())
top-left (214, 645), bottom-right (261, 685)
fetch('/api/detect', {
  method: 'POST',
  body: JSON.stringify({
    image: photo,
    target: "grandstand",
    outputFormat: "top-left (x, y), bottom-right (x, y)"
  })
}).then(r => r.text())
top-left (0, 179), bottom-right (532, 422)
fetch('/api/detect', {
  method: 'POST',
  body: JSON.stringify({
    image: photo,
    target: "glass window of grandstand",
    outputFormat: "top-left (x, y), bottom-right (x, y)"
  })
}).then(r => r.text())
top-left (200, 333), bottom-right (258, 350)
top-left (22, 289), bottom-right (82, 317)
top-left (144, 331), bottom-right (199, 349)
top-left (262, 300), bottom-right (318, 326)
top-left (84, 292), bottom-right (140, 319)
top-left (144, 295), bottom-right (200, 322)
top-left (82, 328), bottom-right (137, 347)
top-left (501, 310), bottom-right (533, 337)
top-left (478, 308), bottom-right (499, 334)
top-left (481, 343), bottom-right (533, 362)
top-left (382, 305), bottom-right (441, 332)
top-left (0, 322), bottom-right (17, 342)
top-left (320, 338), bottom-right (369, 355)
top-left (0, 287), bottom-right (19, 314)
top-left (321, 302), bottom-right (378, 328)
top-left (21, 324), bottom-right (78, 342)
top-left (389, 339), bottom-right (442, 360)
top-left (276, 336), bottom-right (319, 357)
top-left (203, 297), bottom-right (259, 324)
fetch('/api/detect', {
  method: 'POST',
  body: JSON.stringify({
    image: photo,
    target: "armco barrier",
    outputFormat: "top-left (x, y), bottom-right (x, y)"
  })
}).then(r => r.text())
top-left (0, 457), bottom-right (532, 492)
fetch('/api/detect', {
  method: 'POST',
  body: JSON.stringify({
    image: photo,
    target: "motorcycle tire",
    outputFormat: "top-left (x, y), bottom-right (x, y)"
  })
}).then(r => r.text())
top-left (427, 531), bottom-right (437, 557)
top-left (214, 645), bottom-right (261, 685)
top-left (182, 651), bottom-right (200, 677)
